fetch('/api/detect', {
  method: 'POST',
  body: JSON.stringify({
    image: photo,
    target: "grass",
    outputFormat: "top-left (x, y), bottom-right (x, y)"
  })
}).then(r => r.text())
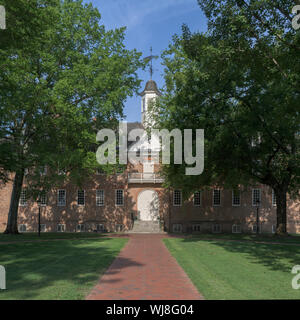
top-left (0, 232), bottom-right (108, 243)
top-left (176, 233), bottom-right (300, 245)
top-left (0, 236), bottom-right (128, 299)
top-left (164, 235), bottom-right (300, 300)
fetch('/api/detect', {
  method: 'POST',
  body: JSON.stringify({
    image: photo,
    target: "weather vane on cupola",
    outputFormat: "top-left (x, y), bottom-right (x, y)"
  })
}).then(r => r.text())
top-left (143, 47), bottom-right (159, 80)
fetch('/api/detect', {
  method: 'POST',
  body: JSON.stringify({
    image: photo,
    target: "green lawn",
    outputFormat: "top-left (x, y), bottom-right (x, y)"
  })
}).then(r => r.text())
top-left (0, 236), bottom-right (128, 300)
top-left (0, 232), bottom-right (107, 243)
top-left (164, 236), bottom-right (300, 300)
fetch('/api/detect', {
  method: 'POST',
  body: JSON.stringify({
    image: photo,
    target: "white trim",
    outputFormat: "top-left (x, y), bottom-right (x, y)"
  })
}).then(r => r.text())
top-left (212, 189), bottom-right (221, 206)
top-left (19, 189), bottom-right (27, 206)
top-left (252, 224), bottom-right (262, 233)
top-left (77, 190), bottom-right (85, 206)
top-left (252, 189), bottom-right (261, 206)
top-left (115, 189), bottom-right (124, 206)
top-left (18, 224), bottom-right (27, 232)
top-left (173, 190), bottom-right (182, 206)
top-left (76, 224), bottom-right (85, 232)
top-left (232, 224), bottom-right (241, 233)
top-left (96, 189), bottom-right (105, 206)
top-left (172, 224), bottom-right (182, 233)
top-left (272, 224), bottom-right (276, 234)
top-left (232, 190), bottom-right (241, 207)
top-left (212, 223), bottom-right (222, 233)
top-left (57, 189), bottom-right (66, 207)
top-left (57, 224), bottom-right (65, 232)
top-left (272, 189), bottom-right (277, 207)
top-left (193, 191), bottom-right (202, 206)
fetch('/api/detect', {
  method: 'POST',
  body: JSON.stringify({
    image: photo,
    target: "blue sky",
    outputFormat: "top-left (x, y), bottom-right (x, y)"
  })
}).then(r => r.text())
top-left (85, 0), bottom-right (207, 122)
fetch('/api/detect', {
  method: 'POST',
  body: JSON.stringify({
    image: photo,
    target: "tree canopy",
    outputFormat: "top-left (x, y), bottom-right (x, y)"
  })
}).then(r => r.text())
top-left (155, 0), bottom-right (300, 234)
top-left (0, 0), bottom-right (143, 233)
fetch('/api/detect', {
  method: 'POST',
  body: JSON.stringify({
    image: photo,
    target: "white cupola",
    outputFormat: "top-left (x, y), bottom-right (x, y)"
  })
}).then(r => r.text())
top-left (139, 80), bottom-right (161, 127)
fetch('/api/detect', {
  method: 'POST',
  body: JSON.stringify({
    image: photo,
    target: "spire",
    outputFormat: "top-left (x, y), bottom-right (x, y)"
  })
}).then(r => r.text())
top-left (143, 47), bottom-right (158, 80)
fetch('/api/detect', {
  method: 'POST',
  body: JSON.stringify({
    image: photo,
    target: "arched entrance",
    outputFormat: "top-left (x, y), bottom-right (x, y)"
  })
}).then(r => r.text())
top-left (137, 190), bottom-right (159, 221)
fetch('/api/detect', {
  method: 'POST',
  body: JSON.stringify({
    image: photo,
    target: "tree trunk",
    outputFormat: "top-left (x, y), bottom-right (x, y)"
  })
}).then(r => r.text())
top-left (4, 170), bottom-right (24, 234)
top-left (275, 188), bottom-right (287, 235)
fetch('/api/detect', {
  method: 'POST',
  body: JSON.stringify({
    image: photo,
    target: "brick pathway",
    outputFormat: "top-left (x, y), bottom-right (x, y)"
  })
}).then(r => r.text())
top-left (86, 234), bottom-right (203, 300)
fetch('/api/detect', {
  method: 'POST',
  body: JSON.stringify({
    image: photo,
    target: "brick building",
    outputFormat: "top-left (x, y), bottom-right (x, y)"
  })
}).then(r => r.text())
top-left (0, 80), bottom-right (299, 234)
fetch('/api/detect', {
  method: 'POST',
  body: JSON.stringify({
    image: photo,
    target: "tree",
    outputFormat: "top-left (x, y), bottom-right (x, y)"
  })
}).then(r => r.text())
top-left (0, 0), bottom-right (143, 234)
top-left (155, 0), bottom-right (300, 234)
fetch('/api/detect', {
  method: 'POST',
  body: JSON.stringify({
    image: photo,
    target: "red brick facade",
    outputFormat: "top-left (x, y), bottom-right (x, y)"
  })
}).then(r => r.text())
top-left (0, 164), bottom-right (299, 234)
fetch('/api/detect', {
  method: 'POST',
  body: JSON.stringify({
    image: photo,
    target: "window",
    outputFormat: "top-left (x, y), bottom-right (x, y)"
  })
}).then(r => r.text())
top-left (213, 189), bottom-right (221, 206)
top-left (252, 224), bottom-right (261, 233)
top-left (193, 191), bottom-right (201, 206)
top-left (58, 168), bottom-right (66, 175)
top-left (77, 190), bottom-right (85, 206)
top-left (115, 190), bottom-right (124, 206)
top-left (142, 98), bottom-right (145, 112)
top-left (232, 224), bottom-right (241, 233)
top-left (272, 224), bottom-right (276, 234)
top-left (212, 224), bottom-right (221, 233)
top-left (172, 224), bottom-right (182, 233)
top-left (115, 224), bottom-right (123, 232)
top-left (272, 190), bottom-right (277, 207)
top-left (57, 189), bottom-right (66, 206)
top-left (18, 224), bottom-right (27, 232)
top-left (40, 192), bottom-right (47, 206)
top-left (77, 224), bottom-right (85, 232)
top-left (232, 190), bottom-right (241, 206)
top-left (39, 224), bottom-right (46, 232)
top-left (97, 224), bottom-right (105, 232)
top-left (173, 190), bottom-right (182, 206)
top-left (192, 224), bottom-right (201, 232)
top-left (252, 189), bottom-right (261, 206)
top-left (39, 166), bottom-right (47, 176)
top-left (57, 224), bottom-right (65, 232)
top-left (96, 190), bottom-right (104, 206)
top-left (96, 168), bottom-right (105, 175)
top-left (19, 189), bottom-right (27, 206)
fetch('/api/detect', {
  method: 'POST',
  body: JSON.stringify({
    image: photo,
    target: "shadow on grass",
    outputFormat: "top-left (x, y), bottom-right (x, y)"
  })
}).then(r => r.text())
top-left (0, 237), bottom-right (142, 300)
top-left (179, 235), bottom-right (300, 273)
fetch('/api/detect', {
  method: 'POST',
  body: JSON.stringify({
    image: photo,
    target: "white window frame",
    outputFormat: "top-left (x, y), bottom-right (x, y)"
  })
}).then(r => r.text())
top-left (212, 223), bottom-right (222, 233)
top-left (192, 224), bottom-right (201, 232)
top-left (19, 189), bottom-right (27, 206)
top-left (115, 189), bottom-right (124, 206)
top-left (252, 224), bottom-right (262, 234)
top-left (173, 190), bottom-right (182, 206)
top-left (252, 189), bottom-right (261, 206)
top-left (272, 224), bottom-right (276, 234)
top-left (77, 190), bottom-right (85, 206)
top-left (57, 224), bottom-right (65, 232)
top-left (272, 190), bottom-right (277, 207)
top-left (77, 224), bottom-right (85, 232)
top-left (39, 166), bottom-right (47, 176)
top-left (232, 224), bottom-right (241, 233)
top-left (232, 190), bottom-right (241, 206)
top-left (40, 192), bottom-right (47, 206)
top-left (96, 168), bottom-right (106, 175)
top-left (172, 224), bottom-right (182, 233)
top-left (193, 191), bottom-right (202, 206)
top-left (96, 189), bottom-right (105, 206)
top-left (39, 224), bottom-right (46, 232)
top-left (97, 224), bottom-right (105, 232)
top-left (213, 189), bottom-right (221, 206)
top-left (18, 224), bottom-right (27, 232)
top-left (115, 224), bottom-right (124, 232)
top-left (57, 189), bottom-right (66, 207)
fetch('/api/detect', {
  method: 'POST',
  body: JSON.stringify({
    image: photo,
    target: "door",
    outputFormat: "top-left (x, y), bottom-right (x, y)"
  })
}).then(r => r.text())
top-left (137, 190), bottom-right (159, 221)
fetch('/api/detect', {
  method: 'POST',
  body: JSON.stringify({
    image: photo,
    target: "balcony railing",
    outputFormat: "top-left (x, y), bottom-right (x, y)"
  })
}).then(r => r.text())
top-left (128, 173), bottom-right (164, 184)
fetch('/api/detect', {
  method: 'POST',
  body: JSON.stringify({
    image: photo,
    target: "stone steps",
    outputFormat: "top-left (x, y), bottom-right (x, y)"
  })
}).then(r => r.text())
top-left (127, 220), bottom-right (163, 234)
